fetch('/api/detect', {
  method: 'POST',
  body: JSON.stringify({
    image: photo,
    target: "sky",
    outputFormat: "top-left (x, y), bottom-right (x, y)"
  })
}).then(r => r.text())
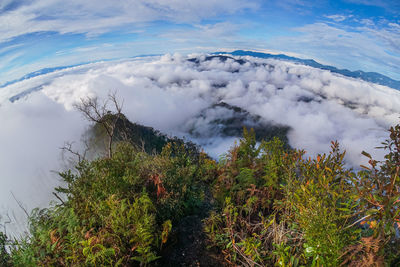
top-left (0, 0), bottom-right (400, 85)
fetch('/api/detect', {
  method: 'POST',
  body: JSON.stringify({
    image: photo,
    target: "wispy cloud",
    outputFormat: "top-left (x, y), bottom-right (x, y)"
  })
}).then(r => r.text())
top-left (268, 19), bottom-right (400, 80)
top-left (0, 0), bottom-right (259, 43)
top-left (0, 51), bottom-right (24, 70)
top-left (324, 14), bottom-right (352, 22)
top-left (160, 22), bottom-right (241, 44)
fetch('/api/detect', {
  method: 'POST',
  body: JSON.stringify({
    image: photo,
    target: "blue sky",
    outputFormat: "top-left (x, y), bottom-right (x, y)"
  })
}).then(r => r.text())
top-left (0, 0), bottom-right (399, 84)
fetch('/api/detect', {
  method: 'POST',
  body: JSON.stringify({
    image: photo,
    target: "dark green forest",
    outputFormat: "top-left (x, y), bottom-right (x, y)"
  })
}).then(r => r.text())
top-left (1, 102), bottom-right (400, 266)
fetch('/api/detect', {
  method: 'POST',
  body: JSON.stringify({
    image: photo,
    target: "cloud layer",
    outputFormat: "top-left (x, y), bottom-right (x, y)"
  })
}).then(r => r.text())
top-left (1, 53), bottom-right (400, 236)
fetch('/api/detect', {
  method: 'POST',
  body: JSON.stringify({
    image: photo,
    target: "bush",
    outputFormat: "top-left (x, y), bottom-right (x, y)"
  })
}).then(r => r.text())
top-left (205, 129), bottom-right (305, 266)
top-left (8, 140), bottom-right (214, 266)
top-left (205, 126), bottom-right (400, 266)
top-left (344, 125), bottom-right (400, 265)
top-left (282, 141), bottom-right (359, 266)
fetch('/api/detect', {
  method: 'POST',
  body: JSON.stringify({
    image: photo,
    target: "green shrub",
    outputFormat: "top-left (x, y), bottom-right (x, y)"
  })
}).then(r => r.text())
top-left (205, 129), bottom-right (305, 266)
top-left (8, 139), bottom-right (214, 266)
top-left (345, 125), bottom-right (400, 265)
top-left (205, 129), bottom-right (400, 266)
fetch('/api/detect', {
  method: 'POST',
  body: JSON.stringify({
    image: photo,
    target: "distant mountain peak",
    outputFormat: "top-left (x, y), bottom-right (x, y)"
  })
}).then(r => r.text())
top-left (215, 50), bottom-right (400, 90)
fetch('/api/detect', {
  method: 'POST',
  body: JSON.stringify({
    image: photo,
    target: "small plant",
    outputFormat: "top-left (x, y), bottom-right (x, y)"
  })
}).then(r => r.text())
top-left (205, 129), bottom-right (305, 266)
top-left (346, 125), bottom-right (400, 265)
top-left (0, 231), bottom-right (12, 267)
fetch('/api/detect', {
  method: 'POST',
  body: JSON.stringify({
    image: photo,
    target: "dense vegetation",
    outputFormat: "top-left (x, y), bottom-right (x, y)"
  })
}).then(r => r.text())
top-left (204, 128), bottom-right (400, 266)
top-left (4, 138), bottom-right (214, 266)
top-left (1, 110), bottom-right (400, 266)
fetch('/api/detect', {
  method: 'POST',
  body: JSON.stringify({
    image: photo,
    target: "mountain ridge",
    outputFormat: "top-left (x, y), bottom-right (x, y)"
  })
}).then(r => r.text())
top-left (4, 50), bottom-right (400, 93)
top-left (216, 50), bottom-right (400, 90)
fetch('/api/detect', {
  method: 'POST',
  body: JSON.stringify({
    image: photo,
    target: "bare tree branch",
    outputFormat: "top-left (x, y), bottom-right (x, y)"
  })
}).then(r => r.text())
top-left (61, 141), bottom-right (86, 163)
top-left (52, 192), bottom-right (65, 205)
top-left (73, 91), bottom-right (125, 158)
top-left (10, 192), bottom-right (29, 218)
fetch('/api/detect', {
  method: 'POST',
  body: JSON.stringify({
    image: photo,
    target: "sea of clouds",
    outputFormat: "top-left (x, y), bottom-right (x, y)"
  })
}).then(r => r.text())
top-left (1, 53), bottom-right (400, 236)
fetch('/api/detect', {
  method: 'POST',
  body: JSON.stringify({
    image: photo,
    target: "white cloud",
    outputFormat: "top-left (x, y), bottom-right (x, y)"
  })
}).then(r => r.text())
top-left (0, 51), bottom-right (24, 70)
top-left (0, 0), bottom-right (258, 42)
top-left (324, 14), bottom-right (350, 22)
top-left (362, 23), bottom-right (400, 52)
top-left (161, 22), bottom-right (241, 43)
top-left (269, 22), bottom-right (400, 80)
top-left (1, 53), bottom-right (400, 236)
top-left (360, 18), bottom-right (375, 26)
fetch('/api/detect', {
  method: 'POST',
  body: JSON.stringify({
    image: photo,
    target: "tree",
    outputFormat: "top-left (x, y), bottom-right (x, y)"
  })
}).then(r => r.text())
top-left (74, 92), bottom-right (123, 158)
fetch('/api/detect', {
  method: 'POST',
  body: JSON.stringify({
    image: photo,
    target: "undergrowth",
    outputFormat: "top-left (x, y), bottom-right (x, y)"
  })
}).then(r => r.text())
top-left (5, 140), bottom-right (214, 266)
top-left (204, 127), bottom-right (400, 266)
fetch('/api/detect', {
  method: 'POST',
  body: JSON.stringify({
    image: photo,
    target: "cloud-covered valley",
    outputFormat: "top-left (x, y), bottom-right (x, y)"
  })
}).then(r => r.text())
top-left (1, 53), bottom-right (400, 235)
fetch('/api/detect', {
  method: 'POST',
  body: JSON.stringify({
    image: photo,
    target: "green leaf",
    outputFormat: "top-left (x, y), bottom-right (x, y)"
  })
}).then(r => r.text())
top-left (361, 151), bottom-right (372, 159)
